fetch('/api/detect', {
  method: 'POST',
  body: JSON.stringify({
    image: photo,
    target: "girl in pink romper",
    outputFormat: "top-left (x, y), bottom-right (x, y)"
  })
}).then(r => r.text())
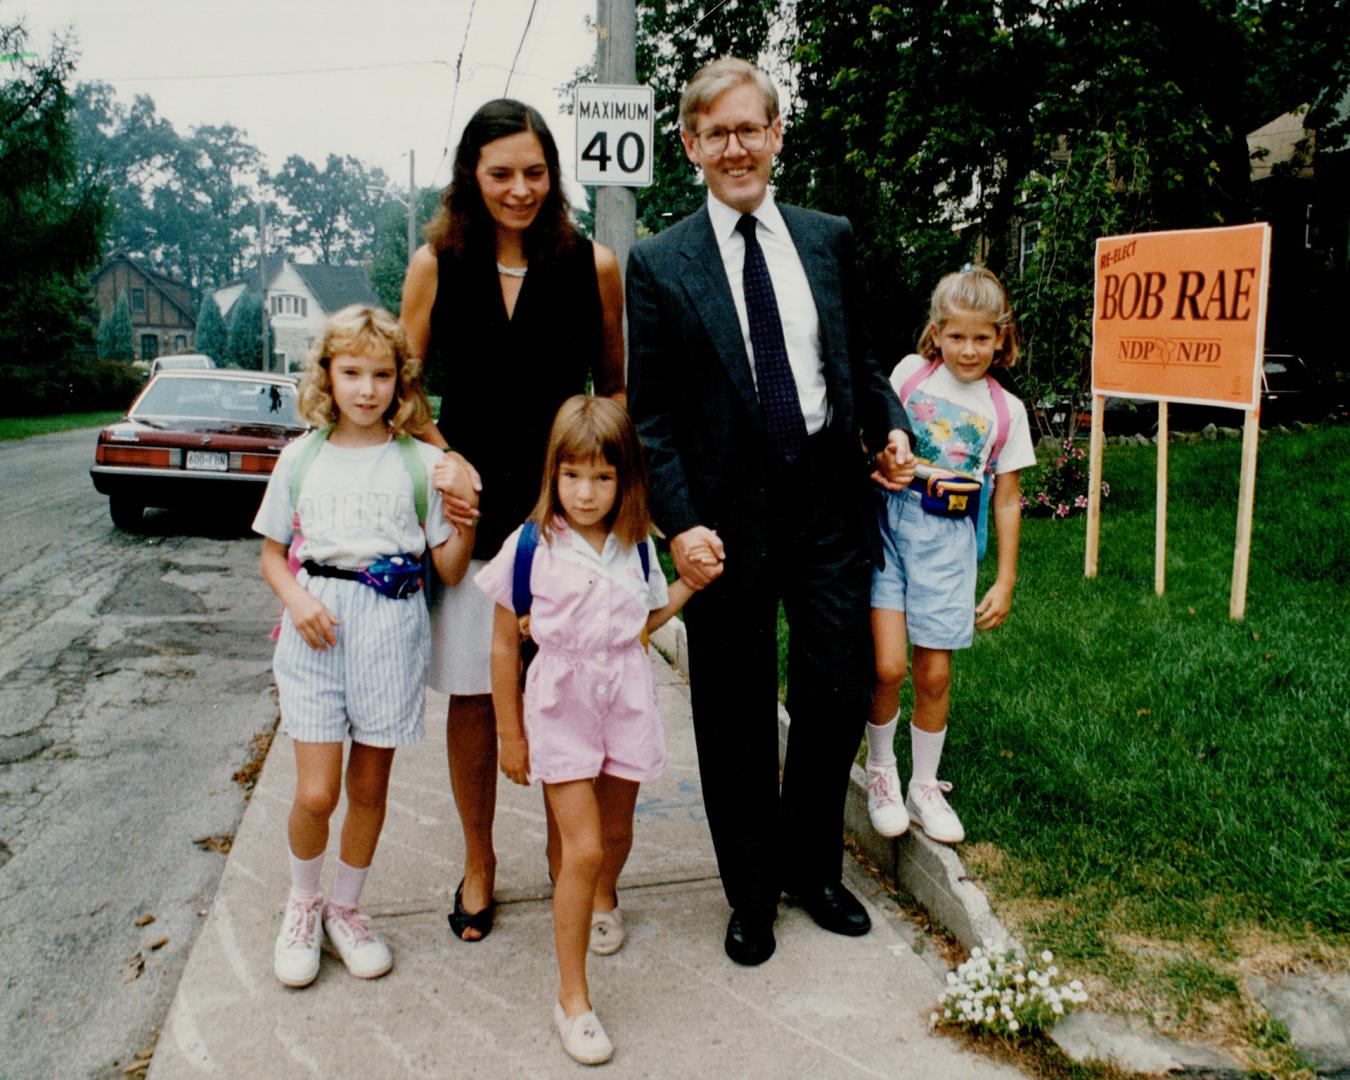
top-left (476, 395), bottom-right (720, 1066)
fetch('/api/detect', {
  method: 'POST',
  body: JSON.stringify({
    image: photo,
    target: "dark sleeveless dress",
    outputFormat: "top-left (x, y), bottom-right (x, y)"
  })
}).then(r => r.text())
top-left (427, 237), bottom-right (603, 560)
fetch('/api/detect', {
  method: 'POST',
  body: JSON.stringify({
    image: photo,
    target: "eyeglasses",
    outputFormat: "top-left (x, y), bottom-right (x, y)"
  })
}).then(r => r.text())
top-left (692, 122), bottom-right (772, 156)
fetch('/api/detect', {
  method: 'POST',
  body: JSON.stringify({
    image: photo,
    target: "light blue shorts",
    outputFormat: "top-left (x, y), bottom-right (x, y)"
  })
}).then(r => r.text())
top-left (273, 571), bottom-right (429, 747)
top-left (871, 488), bottom-right (977, 650)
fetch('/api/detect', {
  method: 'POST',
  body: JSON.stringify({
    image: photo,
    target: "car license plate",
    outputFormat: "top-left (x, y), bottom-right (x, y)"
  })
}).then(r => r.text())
top-left (186, 450), bottom-right (228, 472)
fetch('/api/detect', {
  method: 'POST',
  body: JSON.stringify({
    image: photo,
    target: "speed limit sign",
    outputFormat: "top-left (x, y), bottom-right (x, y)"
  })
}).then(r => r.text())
top-left (574, 84), bottom-right (654, 187)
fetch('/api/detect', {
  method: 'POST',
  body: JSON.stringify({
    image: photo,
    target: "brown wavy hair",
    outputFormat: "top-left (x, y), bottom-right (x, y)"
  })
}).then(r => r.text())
top-left (530, 395), bottom-right (651, 549)
top-left (916, 266), bottom-right (1021, 368)
top-left (423, 98), bottom-right (576, 263)
top-left (299, 304), bottom-right (432, 435)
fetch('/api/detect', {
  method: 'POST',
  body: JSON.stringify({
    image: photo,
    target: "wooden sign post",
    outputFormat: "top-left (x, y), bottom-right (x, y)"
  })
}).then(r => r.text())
top-left (1084, 223), bottom-right (1272, 619)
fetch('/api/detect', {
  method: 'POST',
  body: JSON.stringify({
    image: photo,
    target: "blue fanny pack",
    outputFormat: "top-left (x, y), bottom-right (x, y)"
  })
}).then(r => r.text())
top-left (303, 555), bottom-right (425, 600)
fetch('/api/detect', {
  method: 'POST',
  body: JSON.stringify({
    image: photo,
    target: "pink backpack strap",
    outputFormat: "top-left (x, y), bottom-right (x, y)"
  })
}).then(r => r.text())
top-left (984, 375), bottom-right (1010, 475)
top-left (898, 358), bottom-right (943, 405)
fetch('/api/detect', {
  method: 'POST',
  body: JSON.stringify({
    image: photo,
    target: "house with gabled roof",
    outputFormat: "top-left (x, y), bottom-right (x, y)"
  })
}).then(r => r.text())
top-left (213, 257), bottom-right (379, 373)
top-left (91, 251), bottom-right (196, 360)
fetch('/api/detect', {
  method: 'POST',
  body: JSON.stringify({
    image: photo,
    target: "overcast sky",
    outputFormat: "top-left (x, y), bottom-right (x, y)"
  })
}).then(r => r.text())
top-left (18, 0), bottom-right (600, 196)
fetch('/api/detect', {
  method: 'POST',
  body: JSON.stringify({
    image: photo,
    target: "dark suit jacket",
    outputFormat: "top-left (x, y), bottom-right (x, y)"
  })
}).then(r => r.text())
top-left (626, 202), bottom-right (908, 563)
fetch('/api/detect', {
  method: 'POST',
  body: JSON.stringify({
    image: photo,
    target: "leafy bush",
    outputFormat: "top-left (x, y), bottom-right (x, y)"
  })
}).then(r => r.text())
top-left (1019, 436), bottom-right (1108, 519)
top-left (0, 357), bottom-right (141, 417)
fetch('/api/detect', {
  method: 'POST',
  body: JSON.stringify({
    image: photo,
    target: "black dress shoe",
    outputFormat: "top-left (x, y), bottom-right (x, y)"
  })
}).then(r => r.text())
top-left (724, 909), bottom-right (776, 966)
top-left (792, 883), bottom-right (871, 937)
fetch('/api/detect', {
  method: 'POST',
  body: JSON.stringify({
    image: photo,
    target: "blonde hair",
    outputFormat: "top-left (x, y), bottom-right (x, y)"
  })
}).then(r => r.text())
top-left (916, 266), bottom-right (1021, 368)
top-left (299, 304), bottom-right (432, 434)
top-left (680, 57), bottom-right (779, 132)
top-left (530, 395), bottom-right (651, 549)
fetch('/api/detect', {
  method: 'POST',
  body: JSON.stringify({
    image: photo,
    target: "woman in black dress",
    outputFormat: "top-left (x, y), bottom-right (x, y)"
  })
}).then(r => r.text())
top-left (400, 99), bottom-right (625, 941)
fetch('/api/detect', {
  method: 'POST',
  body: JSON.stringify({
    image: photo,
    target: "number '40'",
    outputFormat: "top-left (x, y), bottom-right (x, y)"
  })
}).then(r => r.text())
top-left (581, 131), bottom-right (645, 174)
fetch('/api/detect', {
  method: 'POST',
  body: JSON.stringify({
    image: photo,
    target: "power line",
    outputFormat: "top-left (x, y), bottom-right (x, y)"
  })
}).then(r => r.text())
top-left (503, 0), bottom-right (541, 97)
top-left (675, 0), bottom-right (735, 38)
top-left (433, 0), bottom-right (479, 188)
top-left (88, 59), bottom-right (451, 83)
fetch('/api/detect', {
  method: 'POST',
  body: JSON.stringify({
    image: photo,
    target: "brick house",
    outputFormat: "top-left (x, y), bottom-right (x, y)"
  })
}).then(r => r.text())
top-left (90, 251), bottom-right (196, 360)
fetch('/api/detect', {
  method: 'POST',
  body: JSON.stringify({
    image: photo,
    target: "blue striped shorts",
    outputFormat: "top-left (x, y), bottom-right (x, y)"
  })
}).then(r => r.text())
top-left (273, 570), bottom-right (429, 746)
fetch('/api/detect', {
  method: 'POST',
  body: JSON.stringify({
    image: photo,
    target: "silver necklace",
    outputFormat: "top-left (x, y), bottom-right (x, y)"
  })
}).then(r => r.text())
top-left (496, 262), bottom-right (528, 278)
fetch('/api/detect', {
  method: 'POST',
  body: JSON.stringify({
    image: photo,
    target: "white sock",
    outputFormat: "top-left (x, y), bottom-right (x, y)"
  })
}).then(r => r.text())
top-left (865, 715), bottom-right (899, 771)
top-left (288, 850), bottom-right (325, 901)
top-left (910, 724), bottom-right (947, 786)
top-left (330, 858), bottom-right (370, 909)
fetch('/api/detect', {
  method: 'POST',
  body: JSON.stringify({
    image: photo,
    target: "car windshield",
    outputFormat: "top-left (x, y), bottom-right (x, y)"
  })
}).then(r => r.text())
top-left (134, 377), bottom-right (302, 426)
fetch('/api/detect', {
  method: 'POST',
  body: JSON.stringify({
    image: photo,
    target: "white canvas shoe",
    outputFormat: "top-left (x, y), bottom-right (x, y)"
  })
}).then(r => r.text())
top-left (273, 893), bottom-right (323, 988)
top-left (553, 1001), bottom-right (614, 1065)
top-left (589, 907), bottom-right (625, 955)
top-left (322, 903), bottom-right (393, 979)
top-left (865, 765), bottom-right (910, 837)
top-left (906, 780), bottom-right (965, 844)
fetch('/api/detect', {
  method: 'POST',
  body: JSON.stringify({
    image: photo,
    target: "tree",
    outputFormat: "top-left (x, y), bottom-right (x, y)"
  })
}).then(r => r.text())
top-left (194, 293), bottom-right (228, 365)
top-left (97, 293), bottom-right (134, 359)
top-left (626, 0), bottom-right (788, 234)
top-left (266, 153), bottom-right (387, 265)
top-left (224, 291), bottom-right (273, 370)
top-left (368, 187), bottom-right (441, 312)
top-left (780, 0), bottom-right (1350, 423)
top-left (0, 19), bottom-right (110, 412)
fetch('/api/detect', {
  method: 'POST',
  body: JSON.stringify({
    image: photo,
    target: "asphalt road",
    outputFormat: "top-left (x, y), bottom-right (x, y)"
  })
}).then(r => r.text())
top-left (0, 428), bottom-right (282, 1080)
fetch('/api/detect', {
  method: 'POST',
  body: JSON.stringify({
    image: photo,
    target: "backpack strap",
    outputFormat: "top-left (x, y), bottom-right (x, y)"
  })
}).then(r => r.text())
top-left (288, 424), bottom-right (333, 510)
top-left (512, 521), bottom-right (540, 617)
top-left (511, 524), bottom-right (653, 618)
top-left (393, 434), bottom-right (429, 525)
top-left (897, 358), bottom-right (943, 406)
top-left (984, 375), bottom-right (1011, 475)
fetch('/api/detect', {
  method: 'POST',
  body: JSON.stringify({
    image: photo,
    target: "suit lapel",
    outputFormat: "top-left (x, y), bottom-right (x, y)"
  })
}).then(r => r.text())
top-left (675, 208), bottom-right (761, 422)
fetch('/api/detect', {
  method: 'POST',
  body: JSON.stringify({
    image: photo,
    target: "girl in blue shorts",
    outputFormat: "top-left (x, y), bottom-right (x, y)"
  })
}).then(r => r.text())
top-left (477, 395), bottom-right (720, 1065)
top-left (864, 269), bottom-right (1037, 845)
top-left (254, 305), bottom-right (476, 988)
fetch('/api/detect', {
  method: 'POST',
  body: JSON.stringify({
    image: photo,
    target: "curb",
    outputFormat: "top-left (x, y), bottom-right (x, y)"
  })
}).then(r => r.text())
top-left (649, 619), bottom-right (1009, 953)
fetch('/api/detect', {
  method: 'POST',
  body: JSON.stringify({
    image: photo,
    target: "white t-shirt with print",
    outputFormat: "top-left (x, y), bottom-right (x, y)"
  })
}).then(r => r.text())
top-left (890, 354), bottom-right (1036, 477)
top-left (253, 435), bottom-right (452, 568)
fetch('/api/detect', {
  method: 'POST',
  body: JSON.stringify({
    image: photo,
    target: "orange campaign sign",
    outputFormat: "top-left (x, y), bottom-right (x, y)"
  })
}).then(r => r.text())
top-left (1091, 223), bottom-right (1271, 409)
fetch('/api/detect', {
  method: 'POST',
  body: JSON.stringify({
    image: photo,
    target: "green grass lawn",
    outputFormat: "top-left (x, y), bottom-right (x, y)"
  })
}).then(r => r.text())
top-left (927, 423), bottom-right (1347, 1060)
top-left (0, 411), bottom-right (123, 441)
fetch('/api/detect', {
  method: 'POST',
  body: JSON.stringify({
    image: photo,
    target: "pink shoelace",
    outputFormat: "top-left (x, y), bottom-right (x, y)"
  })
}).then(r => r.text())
top-left (868, 768), bottom-right (900, 807)
top-left (325, 903), bottom-right (374, 944)
top-left (283, 894), bottom-right (323, 948)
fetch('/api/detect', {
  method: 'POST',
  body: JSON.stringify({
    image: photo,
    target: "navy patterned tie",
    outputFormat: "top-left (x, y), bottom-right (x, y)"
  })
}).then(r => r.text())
top-left (736, 213), bottom-right (807, 463)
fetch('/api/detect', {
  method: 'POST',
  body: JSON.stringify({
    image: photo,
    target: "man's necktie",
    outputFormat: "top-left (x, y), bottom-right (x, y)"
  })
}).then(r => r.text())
top-left (736, 213), bottom-right (807, 463)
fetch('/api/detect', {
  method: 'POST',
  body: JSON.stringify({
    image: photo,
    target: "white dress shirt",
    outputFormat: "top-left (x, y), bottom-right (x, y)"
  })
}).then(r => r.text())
top-left (707, 190), bottom-right (829, 435)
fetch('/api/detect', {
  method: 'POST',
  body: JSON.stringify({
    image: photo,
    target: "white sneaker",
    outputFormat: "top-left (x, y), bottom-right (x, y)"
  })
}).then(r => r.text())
top-left (590, 907), bottom-right (625, 955)
top-left (322, 903), bottom-right (393, 979)
top-left (906, 780), bottom-right (965, 844)
top-left (865, 765), bottom-right (910, 837)
top-left (273, 893), bottom-right (323, 987)
top-left (553, 1001), bottom-right (614, 1065)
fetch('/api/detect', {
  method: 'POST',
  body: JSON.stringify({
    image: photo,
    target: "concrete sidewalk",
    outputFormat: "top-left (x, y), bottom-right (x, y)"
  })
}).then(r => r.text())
top-left (149, 634), bottom-right (1024, 1078)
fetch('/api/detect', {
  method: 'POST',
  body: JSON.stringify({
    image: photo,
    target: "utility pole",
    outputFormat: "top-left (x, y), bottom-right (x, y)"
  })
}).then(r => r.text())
top-left (594, 0), bottom-right (637, 311)
top-left (258, 203), bottom-right (269, 372)
top-left (407, 149), bottom-right (417, 264)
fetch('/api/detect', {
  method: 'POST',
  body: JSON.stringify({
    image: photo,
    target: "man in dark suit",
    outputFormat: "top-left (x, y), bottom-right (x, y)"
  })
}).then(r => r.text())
top-left (627, 57), bottom-right (915, 965)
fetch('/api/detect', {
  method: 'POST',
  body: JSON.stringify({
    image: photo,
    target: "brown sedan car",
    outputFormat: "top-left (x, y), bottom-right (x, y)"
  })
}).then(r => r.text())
top-left (91, 369), bottom-right (310, 529)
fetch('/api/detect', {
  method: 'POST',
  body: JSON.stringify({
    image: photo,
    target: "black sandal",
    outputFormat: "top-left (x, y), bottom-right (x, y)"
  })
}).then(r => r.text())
top-left (449, 878), bottom-right (495, 942)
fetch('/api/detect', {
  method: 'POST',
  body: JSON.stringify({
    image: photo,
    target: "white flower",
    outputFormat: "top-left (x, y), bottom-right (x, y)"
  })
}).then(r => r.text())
top-left (1052, 1002), bottom-right (1064, 1015)
top-left (1009, 1020), bottom-right (1020, 1033)
top-left (1041, 950), bottom-right (1054, 963)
